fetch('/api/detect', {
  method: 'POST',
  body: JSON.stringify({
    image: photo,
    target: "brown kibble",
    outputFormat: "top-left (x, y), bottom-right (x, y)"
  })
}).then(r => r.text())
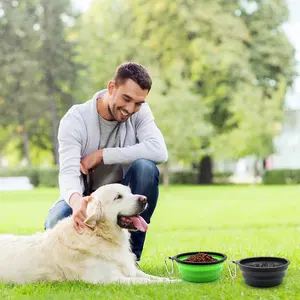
top-left (184, 253), bottom-right (218, 263)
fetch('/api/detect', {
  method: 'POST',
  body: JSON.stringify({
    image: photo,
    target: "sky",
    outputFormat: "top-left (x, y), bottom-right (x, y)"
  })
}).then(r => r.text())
top-left (72, 0), bottom-right (92, 12)
top-left (283, 0), bottom-right (300, 61)
top-left (282, 0), bottom-right (300, 108)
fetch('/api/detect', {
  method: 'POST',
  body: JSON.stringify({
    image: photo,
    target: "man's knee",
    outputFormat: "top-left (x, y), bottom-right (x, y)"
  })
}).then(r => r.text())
top-left (130, 159), bottom-right (159, 185)
top-left (44, 215), bottom-right (62, 230)
top-left (44, 200), bottom-right (72, 230)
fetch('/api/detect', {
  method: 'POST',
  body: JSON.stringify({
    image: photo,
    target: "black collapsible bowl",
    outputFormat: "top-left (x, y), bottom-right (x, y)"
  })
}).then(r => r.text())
top-left (233, 257), bottom-right (290, 288)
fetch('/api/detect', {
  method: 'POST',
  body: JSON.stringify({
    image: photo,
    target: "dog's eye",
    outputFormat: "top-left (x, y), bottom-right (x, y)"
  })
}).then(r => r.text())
top-left (114, 194), bottom-right (122, 201)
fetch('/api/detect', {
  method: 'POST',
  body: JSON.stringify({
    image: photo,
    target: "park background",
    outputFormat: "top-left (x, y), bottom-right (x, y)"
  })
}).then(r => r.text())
top-left (0, 0), bottom-right (300, 299)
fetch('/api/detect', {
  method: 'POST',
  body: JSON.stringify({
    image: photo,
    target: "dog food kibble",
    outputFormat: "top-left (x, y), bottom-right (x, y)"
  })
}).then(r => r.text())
top-left (184, 253), bottom-right (218, 263)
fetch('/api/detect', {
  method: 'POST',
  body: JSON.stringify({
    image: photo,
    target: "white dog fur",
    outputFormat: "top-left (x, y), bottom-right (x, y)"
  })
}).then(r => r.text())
top-left (0, 183), bottom-right (178, 284)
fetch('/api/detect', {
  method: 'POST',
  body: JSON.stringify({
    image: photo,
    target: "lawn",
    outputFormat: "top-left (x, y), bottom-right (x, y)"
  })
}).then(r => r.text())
top-left (0, 185), bottom-right (299, 299)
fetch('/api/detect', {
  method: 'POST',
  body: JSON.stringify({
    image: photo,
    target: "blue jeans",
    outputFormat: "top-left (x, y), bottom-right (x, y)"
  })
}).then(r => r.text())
top-left (44, 159), bottom-right (159, 261)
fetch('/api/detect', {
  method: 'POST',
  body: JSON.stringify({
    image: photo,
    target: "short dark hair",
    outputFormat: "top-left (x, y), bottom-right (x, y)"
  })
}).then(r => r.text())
top-left (113, 62), bottom-right (152, 91)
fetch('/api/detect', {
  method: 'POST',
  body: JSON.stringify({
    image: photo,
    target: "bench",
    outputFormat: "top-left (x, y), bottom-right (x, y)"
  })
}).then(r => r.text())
top-left (0, 177), bottom-right (34, 191)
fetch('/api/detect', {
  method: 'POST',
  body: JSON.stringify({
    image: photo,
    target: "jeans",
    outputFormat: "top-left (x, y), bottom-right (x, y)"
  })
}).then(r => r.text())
top-left (44, 159), bottom-right (159, 261)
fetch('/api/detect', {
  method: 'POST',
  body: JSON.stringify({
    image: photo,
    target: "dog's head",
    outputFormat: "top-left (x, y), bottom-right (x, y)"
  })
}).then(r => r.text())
top-left (84, 183), bottom-right (148, 232)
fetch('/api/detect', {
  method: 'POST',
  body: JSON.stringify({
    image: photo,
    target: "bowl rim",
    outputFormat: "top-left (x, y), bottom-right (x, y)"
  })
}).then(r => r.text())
top-left (235, 256), bottom-right (290, 269)
top-left (171, 251), bottom-right (227, 265)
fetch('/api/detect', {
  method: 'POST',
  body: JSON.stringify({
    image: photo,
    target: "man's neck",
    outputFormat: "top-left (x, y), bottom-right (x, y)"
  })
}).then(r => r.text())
top-left (97, 92), bottom-right (114, 121)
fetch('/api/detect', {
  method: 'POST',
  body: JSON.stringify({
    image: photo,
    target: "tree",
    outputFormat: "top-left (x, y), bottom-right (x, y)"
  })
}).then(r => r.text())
top-left (76, 0), bottom-right (212, 184)
top-left (130, 0), bottom-right (296, 182)
top-left (211, 0), bottom-right (296, 162)
top-left (0, 0), bottom-right (46, 166)
top-left (129, 0), bottom-right (254, 182)
top-left (0, 0), bottom-right (80, 166)
top-left (37, 0), bottom-right (80, 164)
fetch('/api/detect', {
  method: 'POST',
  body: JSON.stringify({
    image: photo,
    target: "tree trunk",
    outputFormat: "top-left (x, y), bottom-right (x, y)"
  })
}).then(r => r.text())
top-left (253, 157), bottom-right (261, 184)
top-left (48, 76), bottom-right (59, 165)
top-left (20, 123), bottom-right (31, 167)
top-left (43, 2), bottom-right (59, 164)
top-left (13, 80), bottom-right (32, 166)
top-left (162, 162), bottom-right (169, 189)
top-left (198, 155), bottom-right (213, 184)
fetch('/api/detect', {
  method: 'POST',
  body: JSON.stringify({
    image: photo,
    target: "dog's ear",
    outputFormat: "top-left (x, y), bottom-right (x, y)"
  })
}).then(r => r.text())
top-left (84, 196), bottom-right (101, 228)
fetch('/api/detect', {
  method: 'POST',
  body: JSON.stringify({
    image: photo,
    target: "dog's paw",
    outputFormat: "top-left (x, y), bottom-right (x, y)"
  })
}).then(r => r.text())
top-left (166, 278), bottom-right (182, 283)
top-left (155, 277), bottom-right (181, 283)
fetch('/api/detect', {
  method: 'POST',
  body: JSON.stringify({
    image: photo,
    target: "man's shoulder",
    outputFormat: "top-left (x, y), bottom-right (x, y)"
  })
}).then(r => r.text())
top-left (135, 102), bottom-right (152, 116)
top-left (61, 102), bottom-right (88, 125)
top-left (131, 103), bottom-right (154, 123)
top-left (62, 90), bottom-right (103, 121)
top-left (69, 101), bottom-right (89, 116)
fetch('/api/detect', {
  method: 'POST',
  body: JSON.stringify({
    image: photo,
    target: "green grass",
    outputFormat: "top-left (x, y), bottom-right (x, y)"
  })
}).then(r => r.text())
top-left (0, 185), bottom-right (299, 299)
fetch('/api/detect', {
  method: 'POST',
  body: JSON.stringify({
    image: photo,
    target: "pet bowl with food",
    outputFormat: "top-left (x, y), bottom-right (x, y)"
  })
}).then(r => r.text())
top-left (165, 251), bottom-right (227, 283)
top-left (230, 256), bottom-right (290, 288)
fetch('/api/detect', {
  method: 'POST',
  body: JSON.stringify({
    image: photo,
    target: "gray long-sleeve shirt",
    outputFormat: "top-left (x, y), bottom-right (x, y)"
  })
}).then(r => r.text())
top-left (57, 89), bottom-right (168, 204)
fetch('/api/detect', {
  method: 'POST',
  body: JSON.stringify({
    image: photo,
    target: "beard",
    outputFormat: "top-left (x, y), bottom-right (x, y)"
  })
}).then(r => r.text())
top-left (108, 104), bottom-right (116, 120)
top-left (108, 104), bottom-right (130, 122)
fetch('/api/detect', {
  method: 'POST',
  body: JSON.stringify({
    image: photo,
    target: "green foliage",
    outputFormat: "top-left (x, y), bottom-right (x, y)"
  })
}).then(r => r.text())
top-left (0, 166), bottom-right (232, 186)
top-left (158, 169), bottom-right (232, 184)
top-left (148, 77), bottom-right (212, 164)
top-left (0, 0), bottom-right (80, 165)
top-left (159, 170), bottom-right (198, 185)
top-left (38, 166), bottom-right (59, 187)
top-left (0, 0), bottom-right (296, 168)
top-left (263, 169), bottom-right (300, 184)
top-left (0, 168), bottom-right (39, 186)
top-left (0, 166), bottom-right (59, 187)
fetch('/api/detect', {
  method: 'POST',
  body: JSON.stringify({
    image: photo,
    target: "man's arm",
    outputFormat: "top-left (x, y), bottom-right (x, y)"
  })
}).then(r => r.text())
top-left (57, 113), bottom-right (84, 204)
top-left (102, 104), bottom-right (168, 165)
top-left (57, 111), bottom-right (94, 232)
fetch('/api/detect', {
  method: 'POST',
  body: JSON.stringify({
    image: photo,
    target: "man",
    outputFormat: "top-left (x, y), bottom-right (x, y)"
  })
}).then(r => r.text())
top-left (44, 62), bottom-right (168, 262)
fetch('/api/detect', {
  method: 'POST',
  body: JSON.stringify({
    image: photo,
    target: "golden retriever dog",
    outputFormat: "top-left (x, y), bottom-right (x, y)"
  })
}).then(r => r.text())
top-left (0, 183), bottom-right (178, 284)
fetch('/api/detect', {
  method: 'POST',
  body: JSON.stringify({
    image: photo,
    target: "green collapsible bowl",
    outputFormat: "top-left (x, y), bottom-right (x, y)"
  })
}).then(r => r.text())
top-left (166, 252), bottom-right (227, 283)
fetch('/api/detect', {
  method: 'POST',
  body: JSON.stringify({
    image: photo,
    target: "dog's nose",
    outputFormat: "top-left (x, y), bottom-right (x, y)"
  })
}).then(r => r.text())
top-left (138, 196), bottom-right (147, 204)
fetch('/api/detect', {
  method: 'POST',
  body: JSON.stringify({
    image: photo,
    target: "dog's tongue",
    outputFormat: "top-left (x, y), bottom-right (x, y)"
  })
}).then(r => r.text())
top-left (129, 216), bottom-right (148, 232)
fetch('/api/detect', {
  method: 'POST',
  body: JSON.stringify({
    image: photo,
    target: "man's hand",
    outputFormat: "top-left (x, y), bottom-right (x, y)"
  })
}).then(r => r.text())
top-left (69, 193), bottom-right (92, 232)
top-left (80, 149), bottom-right (103, 174)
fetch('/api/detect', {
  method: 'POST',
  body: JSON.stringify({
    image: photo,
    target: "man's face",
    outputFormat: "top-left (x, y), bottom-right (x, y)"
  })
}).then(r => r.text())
top-left (107, 79), bottom-right (149, 122)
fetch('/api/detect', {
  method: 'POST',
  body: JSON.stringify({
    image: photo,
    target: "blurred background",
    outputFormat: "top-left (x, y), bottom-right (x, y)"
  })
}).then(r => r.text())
top-left (0, 0), bottom-right (299, 191)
